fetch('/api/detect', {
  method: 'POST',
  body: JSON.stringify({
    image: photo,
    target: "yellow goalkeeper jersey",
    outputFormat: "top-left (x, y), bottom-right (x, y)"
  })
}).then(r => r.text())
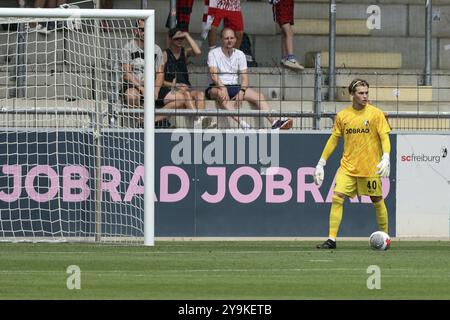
top-left (332, 104), bottom-right (391, 177)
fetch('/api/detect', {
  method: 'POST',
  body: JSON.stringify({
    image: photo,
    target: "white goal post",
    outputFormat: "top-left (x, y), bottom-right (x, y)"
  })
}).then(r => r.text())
top-left (0, 8), bottom-right (155, 245)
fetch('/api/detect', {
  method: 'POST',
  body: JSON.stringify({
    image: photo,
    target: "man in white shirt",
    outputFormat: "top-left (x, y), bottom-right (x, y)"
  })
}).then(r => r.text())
top-left (206, 28), bottom-right (293, 129)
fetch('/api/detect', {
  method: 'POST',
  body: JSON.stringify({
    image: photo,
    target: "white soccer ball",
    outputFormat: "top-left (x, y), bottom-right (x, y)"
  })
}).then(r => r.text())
top-left (369, 231), bottom-right (391, 251)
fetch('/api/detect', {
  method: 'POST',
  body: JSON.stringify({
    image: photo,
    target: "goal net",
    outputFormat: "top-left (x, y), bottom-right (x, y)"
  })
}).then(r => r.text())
top-left (0, 8), bottom-right (155, 245)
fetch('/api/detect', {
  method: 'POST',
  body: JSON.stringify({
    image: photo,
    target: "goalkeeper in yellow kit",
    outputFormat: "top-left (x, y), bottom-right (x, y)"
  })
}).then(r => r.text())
top-left (314, 79), bottom-right (391, 249)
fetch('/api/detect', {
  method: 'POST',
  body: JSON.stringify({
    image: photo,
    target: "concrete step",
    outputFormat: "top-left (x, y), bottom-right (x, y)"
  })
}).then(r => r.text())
top-left (4, 65), bottom-right (450, 102)
top-left (333, 70), bottom-right (424, 86)
top-left (0, 86), bottom-right (7, 100)
top-left (0, 112), bottom-right (97, 128)
top-left (321, 101), bottom-right (450, 113)
top-left (386, 117), bottom-right (450, 131)
top-left (336, 85), bottom-right (433, 102)
top-left (305, 51), bottom-right (402, 69)
top-left (186, 66), bottom-right (450, 96)
top-left (293, 19), bottom-right (369, 36)
top-left (0, 98), bottom-right (107, 110)
top-left (253, 35), bottom-right (441, 69)
top-left (0, 28), bottom-right (128, 67)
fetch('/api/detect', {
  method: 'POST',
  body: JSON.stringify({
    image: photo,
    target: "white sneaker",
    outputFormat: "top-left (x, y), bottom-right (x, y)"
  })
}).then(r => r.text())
top-left (271, 118), bottom-right (293, 130)
top-left (201, 116), bottom-right (213, 129)
top-left (240, 120), bottom-right (251, 130)
top-left (207, 121), bottom-right (218, 129)
top-left (193, 116), bottom-right (215, 129)
top-left (193, 116), bottom-right (203, 128)
top-left (281, 57), bottom-right (304, 71)
top-left (194, 116), bottom-right (212, 129)
top-left (26, 23), bottom-right (38, 33)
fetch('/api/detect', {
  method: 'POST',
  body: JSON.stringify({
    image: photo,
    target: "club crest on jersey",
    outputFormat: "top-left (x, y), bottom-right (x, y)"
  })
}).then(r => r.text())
top-left (363, 120), bottom-right (369, 126)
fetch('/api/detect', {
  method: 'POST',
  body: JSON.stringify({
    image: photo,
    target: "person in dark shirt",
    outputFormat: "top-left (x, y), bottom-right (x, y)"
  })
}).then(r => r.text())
top-left (158, 28), bottom-right (207, 126)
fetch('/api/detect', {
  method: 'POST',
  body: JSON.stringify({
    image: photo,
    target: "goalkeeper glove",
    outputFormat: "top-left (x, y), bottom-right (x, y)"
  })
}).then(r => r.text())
top-left (314, 158), bottom-right (326, 185)
top-left (376, 153), bottom-right (390, 178)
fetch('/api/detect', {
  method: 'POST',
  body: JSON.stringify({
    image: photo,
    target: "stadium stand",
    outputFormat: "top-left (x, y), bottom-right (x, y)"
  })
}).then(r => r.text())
top-left (1, 0), bottom-right (450, 130)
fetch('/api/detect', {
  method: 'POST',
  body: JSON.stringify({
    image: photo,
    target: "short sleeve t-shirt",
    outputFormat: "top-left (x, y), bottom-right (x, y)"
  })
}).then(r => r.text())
top-left (121, 40), bottom-right (163, 85)
top-left (207, 47), bottom-right (247, 85)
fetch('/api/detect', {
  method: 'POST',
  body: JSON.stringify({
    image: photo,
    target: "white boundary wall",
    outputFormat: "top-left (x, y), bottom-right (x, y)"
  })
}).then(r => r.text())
top-left (397, 134), bottom-right (450, 237)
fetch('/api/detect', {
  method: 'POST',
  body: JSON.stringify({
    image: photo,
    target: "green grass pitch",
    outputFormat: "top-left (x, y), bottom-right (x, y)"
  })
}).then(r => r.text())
top-left (0, 241), bottom-right (448, 300)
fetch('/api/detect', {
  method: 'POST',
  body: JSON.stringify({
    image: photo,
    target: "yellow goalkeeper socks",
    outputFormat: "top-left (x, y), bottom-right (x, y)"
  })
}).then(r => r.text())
top-left (329, 195), bottom-right (344, 239)
top-left (373, 199), bottom-right (388, 233)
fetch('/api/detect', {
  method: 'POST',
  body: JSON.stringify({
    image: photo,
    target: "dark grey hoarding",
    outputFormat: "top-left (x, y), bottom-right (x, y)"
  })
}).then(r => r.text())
top-left (0, 130), bottom-right (396, 237)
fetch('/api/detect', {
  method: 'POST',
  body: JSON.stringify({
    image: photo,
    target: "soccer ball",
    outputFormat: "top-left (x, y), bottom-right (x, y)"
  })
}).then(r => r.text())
top-left (369, 231), bottom-right (391, 251)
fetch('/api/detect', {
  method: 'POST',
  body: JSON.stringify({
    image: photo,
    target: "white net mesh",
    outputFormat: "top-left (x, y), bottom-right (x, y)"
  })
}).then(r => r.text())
top-left (0, 12), bottom-right (150, 244)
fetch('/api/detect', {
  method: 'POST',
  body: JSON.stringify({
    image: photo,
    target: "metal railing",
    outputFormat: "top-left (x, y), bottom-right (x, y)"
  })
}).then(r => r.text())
top-left (2, 67), bottom-right (450, 131)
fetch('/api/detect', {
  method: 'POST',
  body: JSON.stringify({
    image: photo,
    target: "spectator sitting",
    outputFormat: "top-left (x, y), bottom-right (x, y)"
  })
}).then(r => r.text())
top-left (158, 28), bottom-right (209, 128)
top-left (122, 20), bottom-right (174, 128)
top-left (121, 21), bottom-right (149, 110)
top-left (206, 28), bottom-right (293, 130)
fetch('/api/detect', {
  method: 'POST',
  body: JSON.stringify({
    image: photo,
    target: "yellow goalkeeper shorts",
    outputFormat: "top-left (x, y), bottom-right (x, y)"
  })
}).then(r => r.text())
top-left (334, 169), bottom-right (382, 198)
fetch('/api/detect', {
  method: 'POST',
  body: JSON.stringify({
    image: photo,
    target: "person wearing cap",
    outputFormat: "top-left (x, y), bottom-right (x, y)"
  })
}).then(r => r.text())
top-left (158, 28), bottom-right (206, 114)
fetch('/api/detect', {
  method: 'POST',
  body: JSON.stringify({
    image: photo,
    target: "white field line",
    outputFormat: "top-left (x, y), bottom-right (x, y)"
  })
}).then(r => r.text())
top-left (3, 269), bottom-right (446, 279)
top-left (0, 250), bottom-right (376, 255)
top-left (155, 237), bottom-right (450, 241)
top-left (308, 259), bottom-right (334, 262)
top-left (0, 268), bottom-right (413, 275)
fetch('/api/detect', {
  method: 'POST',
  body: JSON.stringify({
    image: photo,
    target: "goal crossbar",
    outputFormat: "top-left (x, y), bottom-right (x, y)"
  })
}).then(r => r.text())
top-left (0, 8), bottom-right (153, 19)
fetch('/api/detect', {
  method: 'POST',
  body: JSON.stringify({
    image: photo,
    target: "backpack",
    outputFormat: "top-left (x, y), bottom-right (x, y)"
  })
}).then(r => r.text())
top-left (239, 32), bottom-right (258, 67)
